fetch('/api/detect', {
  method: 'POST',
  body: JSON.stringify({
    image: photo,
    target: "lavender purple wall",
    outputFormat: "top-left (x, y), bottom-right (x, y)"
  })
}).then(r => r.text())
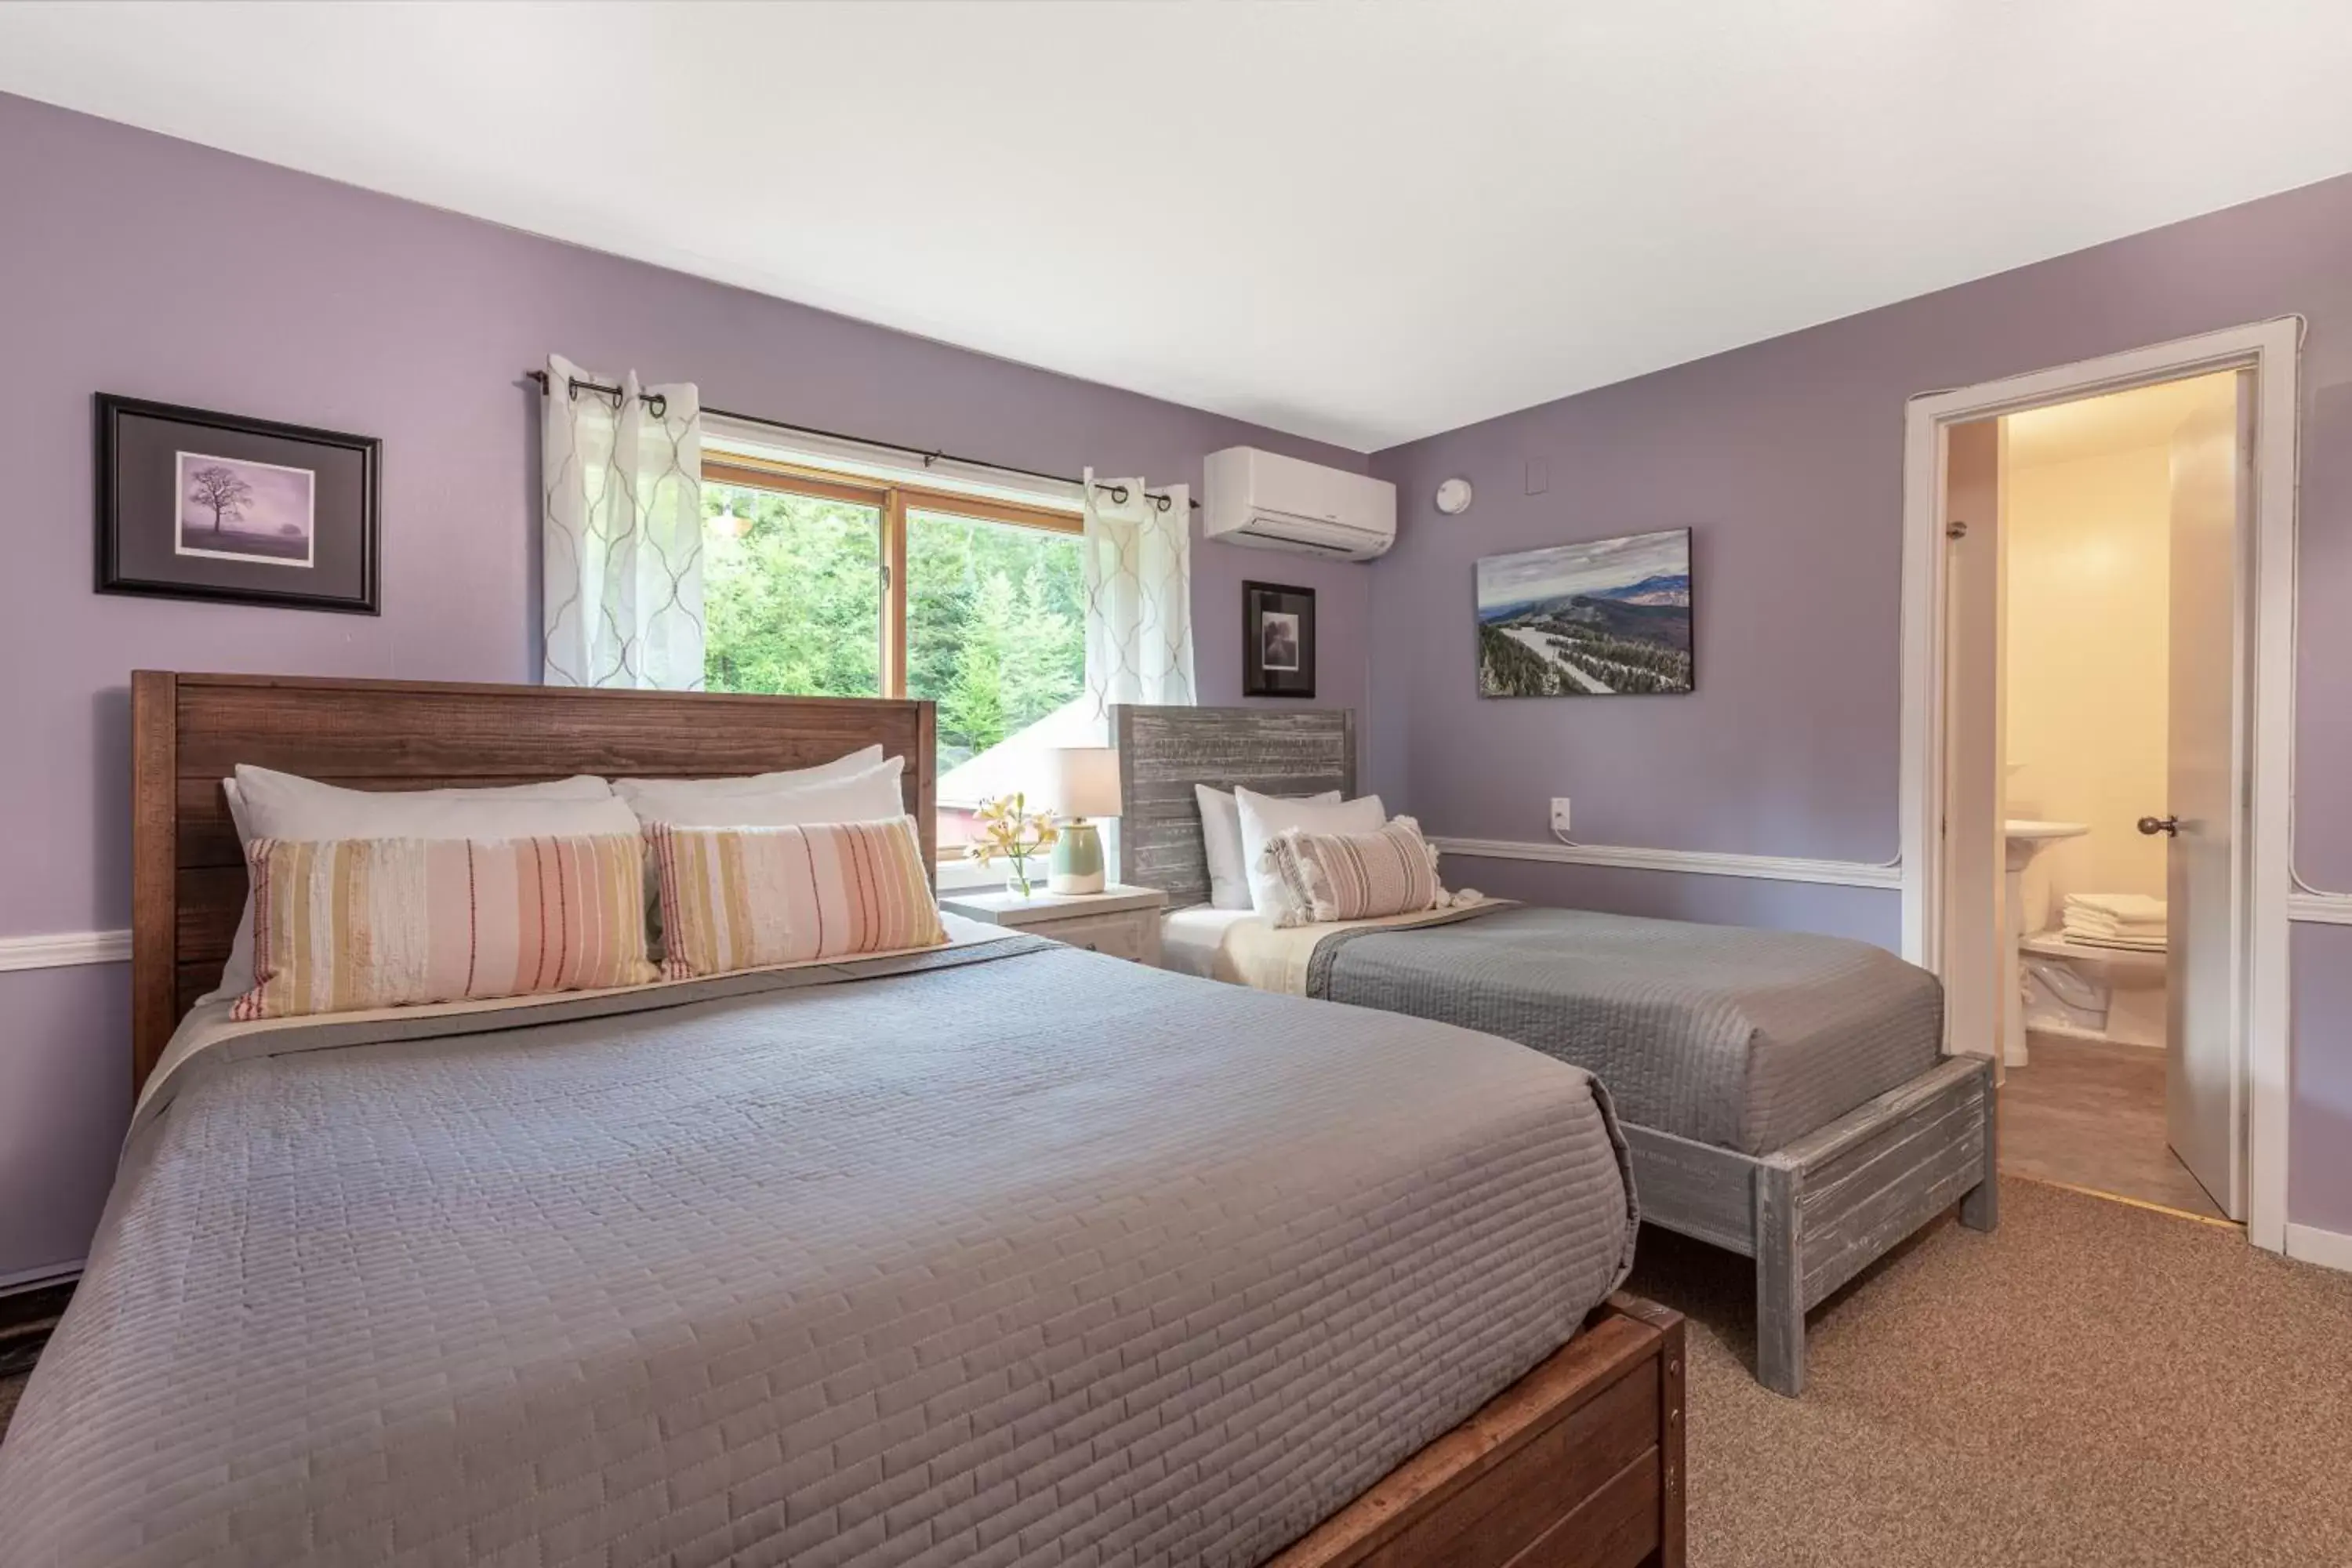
top-left (1367, 174), bottom-right (2352, 1233)
top-left (0, 93), bottom-right (1372, 1280)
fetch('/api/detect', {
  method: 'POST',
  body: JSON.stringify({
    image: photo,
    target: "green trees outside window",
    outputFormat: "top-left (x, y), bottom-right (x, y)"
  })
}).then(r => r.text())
top-left (701, 482), bottom-right (1086, 773)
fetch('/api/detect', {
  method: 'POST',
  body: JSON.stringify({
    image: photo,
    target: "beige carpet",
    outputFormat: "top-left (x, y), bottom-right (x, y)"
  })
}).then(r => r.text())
top-left (1626, 1178), bottom-right (2352, 1567)
top-left (3, 1181), bottom-right (2347, 1564)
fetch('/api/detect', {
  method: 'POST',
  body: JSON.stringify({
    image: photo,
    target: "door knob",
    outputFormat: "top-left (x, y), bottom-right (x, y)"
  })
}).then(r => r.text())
top-left (2137, 815), bottom-right (2179, 837)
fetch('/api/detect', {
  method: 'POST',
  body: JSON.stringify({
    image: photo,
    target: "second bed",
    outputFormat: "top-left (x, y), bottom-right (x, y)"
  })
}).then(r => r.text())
top-left (1122, 704), bottom-right (1998, 1398)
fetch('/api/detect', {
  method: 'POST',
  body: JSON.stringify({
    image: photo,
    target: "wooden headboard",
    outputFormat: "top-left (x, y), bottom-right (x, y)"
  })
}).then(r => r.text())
top-left (1111, 704), bottom-right (1356, 909)
top-left (130, 672), bottom-right (936, 1090)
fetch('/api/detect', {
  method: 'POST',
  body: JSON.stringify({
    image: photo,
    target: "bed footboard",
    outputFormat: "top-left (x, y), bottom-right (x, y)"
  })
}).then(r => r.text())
top-left (1269, 1294), bottom-right (1686, 1568)
top-left (1626, 1054), bottom-right (1997, 1398)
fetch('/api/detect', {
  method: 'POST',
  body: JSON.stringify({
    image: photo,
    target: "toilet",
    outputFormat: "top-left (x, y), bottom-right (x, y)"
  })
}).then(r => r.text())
top-left (2018, 929), bottom-right (2167, 1047)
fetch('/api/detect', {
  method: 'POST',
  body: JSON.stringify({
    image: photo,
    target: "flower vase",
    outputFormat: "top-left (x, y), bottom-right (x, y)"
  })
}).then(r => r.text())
top-left (1004, 857), bottom-right (1036, 898)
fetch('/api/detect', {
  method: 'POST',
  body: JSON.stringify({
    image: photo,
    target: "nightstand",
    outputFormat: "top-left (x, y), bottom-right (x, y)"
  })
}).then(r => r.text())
top-left (938, 884), bottom-right (1167, 966)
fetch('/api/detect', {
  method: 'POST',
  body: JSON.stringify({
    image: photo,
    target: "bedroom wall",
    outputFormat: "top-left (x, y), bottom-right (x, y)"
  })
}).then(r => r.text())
top-left (0, 91), bottom-right (1375, 1284)
top-left (1365, 171), bottom-right (2352, 1236)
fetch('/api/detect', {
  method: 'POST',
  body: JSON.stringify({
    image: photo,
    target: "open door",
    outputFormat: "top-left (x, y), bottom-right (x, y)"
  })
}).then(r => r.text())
top-left (1940, 419), bottom-right (2006, 1073)
top-left (2161, 375), bottom-right (2252, 1221)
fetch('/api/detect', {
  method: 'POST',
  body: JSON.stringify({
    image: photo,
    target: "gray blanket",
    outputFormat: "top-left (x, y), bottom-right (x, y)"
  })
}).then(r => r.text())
top-left (1308, 905), bottom-right (1944, 1154)
top-left (0, 941), bottom-right (1635, 1567)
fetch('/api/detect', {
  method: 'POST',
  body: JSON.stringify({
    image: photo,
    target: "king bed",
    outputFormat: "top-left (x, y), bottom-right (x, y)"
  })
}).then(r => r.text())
top-left (1114, 703), bottom-right (1998, 1399)
top-left (0, 673), bottom-right (1683, 1568)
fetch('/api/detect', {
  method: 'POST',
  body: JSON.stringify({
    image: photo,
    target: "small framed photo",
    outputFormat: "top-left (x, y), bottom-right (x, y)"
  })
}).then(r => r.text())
top-left (96, 394), bottom-right (379, 614)
top-left (1243, 580), bottom-right (1316, 699)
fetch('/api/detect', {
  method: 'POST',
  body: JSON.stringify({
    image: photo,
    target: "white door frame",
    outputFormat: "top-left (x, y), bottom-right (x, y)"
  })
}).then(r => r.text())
top-left (1898, 317), bottom-right (2301, 1253)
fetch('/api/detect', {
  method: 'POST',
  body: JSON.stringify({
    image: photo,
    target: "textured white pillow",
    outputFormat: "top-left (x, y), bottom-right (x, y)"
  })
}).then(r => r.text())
top-left (1196, 784), bottom-right (1339, 910)
top-left (612, 746), bottom-right (884, 807)
top-left (1233, 786), bottom-right (1388, 920)
top-left (204, 769), bottom-right (639, 1005)
top-left (618, 755), bottom-right (906, 829)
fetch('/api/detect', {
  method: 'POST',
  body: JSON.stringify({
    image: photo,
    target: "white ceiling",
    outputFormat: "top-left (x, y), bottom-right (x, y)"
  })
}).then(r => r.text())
top-left (2005, 372), bottom-right (2238, 468)
top-left (5, 2), bottom-right (2350, 451)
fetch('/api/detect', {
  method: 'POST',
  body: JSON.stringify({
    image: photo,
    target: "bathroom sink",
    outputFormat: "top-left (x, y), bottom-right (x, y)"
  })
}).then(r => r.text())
top-left (1998, 819), bottom-right (2092, 1067)
top-left (2003, 818), bottom-right (2089, 872)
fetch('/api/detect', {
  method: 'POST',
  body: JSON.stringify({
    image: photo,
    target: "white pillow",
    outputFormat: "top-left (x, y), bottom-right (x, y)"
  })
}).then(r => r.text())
top-left (1196, 783), bottom-right (1339, 910)
top-left (611, 746), bottom-right (884, 806)
top-left (1233, 786), bottom-right (1388, 920)
top-left (618, 755), bottom-right (906, 829)
top-left (204, 768), bottom-right (641, 1005)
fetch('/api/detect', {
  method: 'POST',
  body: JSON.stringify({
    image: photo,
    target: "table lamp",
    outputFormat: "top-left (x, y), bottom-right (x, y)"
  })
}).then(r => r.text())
top-left (1041, 746), bottom-right (1120, 894)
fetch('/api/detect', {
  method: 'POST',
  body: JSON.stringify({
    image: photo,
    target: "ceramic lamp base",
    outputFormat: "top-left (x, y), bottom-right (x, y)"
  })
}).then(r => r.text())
top-left (1048, 819), bottom-right (1105, 895)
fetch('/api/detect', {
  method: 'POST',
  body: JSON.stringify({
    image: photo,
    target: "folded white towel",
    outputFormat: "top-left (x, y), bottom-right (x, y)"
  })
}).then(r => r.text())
top-left (2064, 913), bottom-right (2167, 938)
top-left (2064, 891), bottom-right (2167, 924)
top-left (2064, 907), bottom-right (2166, 927)
top-left (2066, 931), bottom-right (2168, 953)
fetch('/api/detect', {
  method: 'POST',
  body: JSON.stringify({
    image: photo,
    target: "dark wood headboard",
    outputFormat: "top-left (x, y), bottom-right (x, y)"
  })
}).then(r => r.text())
top-left (130, 672), bottom-right (936, 1090)
top-left (1111, 704), bottom-right (1356, 909)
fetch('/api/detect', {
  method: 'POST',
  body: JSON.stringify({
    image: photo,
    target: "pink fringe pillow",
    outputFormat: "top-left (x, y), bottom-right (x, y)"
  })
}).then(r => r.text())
top-left (650, 816), bottom-right (948, 978)
top-left (1264, 815), bottom-right (1445, 927)
top-left (234, 834), bottom-right (657, 1020)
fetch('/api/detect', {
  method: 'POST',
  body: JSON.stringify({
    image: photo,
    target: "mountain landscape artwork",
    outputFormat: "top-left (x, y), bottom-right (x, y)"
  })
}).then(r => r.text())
top-left (1475, 528), bottom-right (1693, 696)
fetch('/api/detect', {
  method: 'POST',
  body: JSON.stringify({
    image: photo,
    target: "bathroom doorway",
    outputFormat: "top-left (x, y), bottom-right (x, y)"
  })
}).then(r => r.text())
top-left (1965, 374), bottom-right (2238, 1218)
top-left (1897, 320), bottom-right (2299, 1248)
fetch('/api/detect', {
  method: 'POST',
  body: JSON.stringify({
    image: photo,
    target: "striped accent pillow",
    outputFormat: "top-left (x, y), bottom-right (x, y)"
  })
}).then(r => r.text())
top-left (234, 834), bottom-right (657, 1020)
top-left (1265, 815), bottom-right (1445, 927)
top-left (650, 816), bottom-right (947, 978)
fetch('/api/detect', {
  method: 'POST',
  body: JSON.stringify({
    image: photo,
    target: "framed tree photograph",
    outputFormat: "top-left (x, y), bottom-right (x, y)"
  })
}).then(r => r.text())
top-left (1242, 580), bottom-right (1316, 699)
top-left (96, 394), bottom-right (380, 614)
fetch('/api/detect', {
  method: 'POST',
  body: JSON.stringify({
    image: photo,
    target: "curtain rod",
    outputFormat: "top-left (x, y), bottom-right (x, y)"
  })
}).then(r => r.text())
top-left (524, 368), bottom-right (1196, 512)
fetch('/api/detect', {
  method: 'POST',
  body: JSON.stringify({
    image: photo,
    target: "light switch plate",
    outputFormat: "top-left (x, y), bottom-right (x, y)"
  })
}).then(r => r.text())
top-left (1549, 797), bottom-right (1572, 833)
top-left (1526, 460), bottom-right (1549, 495)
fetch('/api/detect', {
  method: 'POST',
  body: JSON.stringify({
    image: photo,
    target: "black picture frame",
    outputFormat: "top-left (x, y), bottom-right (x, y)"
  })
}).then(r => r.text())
top-left (1242, 580), bottom-right (1316, 699)
top-left (96, 394), bottom-right (381, 615)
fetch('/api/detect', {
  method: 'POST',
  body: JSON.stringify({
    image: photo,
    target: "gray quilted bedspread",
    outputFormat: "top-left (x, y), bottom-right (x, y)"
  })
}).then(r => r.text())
top-left (1308, 905), bottom-right (1943, 1154)
top-left (0, 940), bottom-right (1635, 1568)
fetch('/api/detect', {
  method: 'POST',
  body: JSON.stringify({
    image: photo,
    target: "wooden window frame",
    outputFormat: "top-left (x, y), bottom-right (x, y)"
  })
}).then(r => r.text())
top-left (699, 452), bottom-right (1083, 702)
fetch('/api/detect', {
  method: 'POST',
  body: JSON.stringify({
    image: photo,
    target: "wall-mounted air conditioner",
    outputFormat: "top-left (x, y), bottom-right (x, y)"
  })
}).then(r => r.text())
top-left (1203, 447), bottom-right (1396, 561)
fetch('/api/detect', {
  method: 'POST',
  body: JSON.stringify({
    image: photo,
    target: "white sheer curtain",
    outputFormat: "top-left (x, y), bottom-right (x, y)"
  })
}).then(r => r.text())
top-left (1080, 469), bottom-right (1195, 719)
top-left (541, 354), bottom-right (706, 688)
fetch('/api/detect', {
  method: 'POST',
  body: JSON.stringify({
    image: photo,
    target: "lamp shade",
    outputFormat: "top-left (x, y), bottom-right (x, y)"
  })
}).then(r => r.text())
top-left (1040, 746), bottom-right (1121, 819)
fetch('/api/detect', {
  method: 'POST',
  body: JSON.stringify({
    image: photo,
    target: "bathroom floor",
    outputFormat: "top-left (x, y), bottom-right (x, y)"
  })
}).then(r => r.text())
top-left (1998, 1032), bottom-right (2229, 1221)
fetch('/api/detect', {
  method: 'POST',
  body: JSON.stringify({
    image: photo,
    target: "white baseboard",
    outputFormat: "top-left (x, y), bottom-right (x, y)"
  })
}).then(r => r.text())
top-left (0, 1259), bottom-right (82, 1295)
top-left (0, 930), bottom-right (130, 972)
top-left (2285, 1222), bottom-right (2352, 1274)
top-left (1431, 837), bottom-right (1901, 890)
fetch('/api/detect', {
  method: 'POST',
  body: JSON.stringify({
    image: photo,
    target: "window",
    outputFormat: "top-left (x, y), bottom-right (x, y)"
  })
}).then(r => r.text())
top-left (702, 472), bottom-right (883, 699)
top-left (700, 452), bottom-right (1091, 879)
top-left (905, 507), bottom-right (1085, 768)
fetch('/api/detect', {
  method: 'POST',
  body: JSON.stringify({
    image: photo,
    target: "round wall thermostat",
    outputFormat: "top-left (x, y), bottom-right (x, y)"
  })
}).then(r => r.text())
top-left (1434, 477), bottom-right (1474, 515)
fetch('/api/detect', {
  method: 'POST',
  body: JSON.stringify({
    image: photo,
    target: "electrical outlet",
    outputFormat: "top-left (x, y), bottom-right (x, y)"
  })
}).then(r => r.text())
top-left (1549, 797), bottom-right (1572, 833)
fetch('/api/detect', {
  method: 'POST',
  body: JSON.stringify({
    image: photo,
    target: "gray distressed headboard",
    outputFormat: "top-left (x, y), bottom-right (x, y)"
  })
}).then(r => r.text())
top-left (1111, 704), bottom-right (1357, 909)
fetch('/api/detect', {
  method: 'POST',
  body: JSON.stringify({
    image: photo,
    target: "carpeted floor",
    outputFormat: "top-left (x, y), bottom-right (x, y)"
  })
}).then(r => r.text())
top-left (2, 1181), bottom-right (2347, 1564)
top-left (1625, 1178), bottom-right (2352, 1567)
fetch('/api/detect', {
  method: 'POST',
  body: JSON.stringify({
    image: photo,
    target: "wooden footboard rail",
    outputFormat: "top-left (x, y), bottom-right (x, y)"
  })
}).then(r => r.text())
top-left (1624, 1054), bottom-right (1998, 1398)
top-left (1269, 1294), bottom-right (1686, 1568)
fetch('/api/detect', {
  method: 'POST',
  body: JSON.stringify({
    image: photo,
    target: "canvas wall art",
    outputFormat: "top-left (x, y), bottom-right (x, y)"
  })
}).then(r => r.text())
top-left (1475, 528), bottom-right (1693, 696)
top-left (96, 394), bottom-right (379, 614)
